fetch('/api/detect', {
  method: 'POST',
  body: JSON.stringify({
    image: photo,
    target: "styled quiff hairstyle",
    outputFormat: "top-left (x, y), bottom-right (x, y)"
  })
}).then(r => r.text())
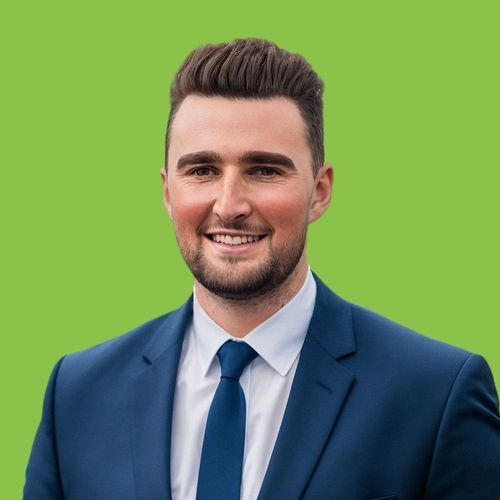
top-left (166, 38), bottom-right (325, 175)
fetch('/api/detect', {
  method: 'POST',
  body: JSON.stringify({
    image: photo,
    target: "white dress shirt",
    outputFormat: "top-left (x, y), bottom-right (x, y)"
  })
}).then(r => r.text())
top-left (170, 269), bottom-right (317, 500)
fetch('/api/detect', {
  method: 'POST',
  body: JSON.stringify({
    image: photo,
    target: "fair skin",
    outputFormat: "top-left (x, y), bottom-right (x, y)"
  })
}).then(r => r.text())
top-left (161, 95), bottom-right (333, 337)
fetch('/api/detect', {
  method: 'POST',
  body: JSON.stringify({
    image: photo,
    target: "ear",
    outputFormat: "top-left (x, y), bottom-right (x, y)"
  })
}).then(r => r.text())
top-left (160, 167), bottom-right (173, 218)
top-left (308, 164), bottom-right (334, 223)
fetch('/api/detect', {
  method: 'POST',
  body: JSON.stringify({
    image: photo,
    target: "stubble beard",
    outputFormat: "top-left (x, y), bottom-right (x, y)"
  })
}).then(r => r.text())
top-left (176, 222), bottom-right (308, 301)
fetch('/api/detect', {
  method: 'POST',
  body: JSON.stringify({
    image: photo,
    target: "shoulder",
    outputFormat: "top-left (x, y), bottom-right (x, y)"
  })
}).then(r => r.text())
top-left (65, 312), bottom-right (169, 360)
top-left (325, 289), bottom-right (498, 420)
top-left (313, 275), bottom-right (476, 385)
top-left (350, 301), bottom-right (471, 366)
top-left (352, 302), bottom-right (499, 401)
top-left (55, 299), bottom-right (190, 388)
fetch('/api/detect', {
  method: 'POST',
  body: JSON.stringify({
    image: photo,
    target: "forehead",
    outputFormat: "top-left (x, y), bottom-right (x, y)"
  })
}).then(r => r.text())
top-left (167, 95), bottom-right (311, 165)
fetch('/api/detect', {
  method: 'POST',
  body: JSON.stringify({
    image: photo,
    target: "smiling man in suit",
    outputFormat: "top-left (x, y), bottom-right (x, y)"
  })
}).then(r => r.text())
top-left (25, 39), bottom-right (500, 499)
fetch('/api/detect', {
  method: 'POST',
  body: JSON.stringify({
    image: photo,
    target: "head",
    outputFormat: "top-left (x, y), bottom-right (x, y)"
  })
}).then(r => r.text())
top-left (162, 39), bottom-right (332, 301)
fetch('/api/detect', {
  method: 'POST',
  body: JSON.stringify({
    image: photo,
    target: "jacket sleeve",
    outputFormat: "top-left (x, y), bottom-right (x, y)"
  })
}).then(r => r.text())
top-left (424, 354), bottom-right (500, 499)
top-left (24, 357), bottom-right (65, 500)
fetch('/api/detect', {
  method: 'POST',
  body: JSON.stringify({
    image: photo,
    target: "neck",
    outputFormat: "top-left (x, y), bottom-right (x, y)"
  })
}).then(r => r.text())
top-left (194, 257), bottom-right (309, 338)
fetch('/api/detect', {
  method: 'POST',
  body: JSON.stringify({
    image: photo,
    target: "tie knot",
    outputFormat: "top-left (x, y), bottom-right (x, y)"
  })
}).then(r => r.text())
top-left (217, 340), bottom-right (258, 380)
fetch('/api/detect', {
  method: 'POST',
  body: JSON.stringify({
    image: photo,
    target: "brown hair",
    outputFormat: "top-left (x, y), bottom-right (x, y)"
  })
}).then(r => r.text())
top-left (166, 38), bottom-right (325, 175)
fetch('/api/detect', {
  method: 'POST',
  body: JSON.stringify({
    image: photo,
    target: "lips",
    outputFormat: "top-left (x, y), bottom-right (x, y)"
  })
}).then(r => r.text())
top-left (210, 234), bottom-right (263, 245)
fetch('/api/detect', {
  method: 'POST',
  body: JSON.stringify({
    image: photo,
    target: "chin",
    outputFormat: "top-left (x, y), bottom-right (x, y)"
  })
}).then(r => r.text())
top-left (195, 256), bottom-right (304, 301)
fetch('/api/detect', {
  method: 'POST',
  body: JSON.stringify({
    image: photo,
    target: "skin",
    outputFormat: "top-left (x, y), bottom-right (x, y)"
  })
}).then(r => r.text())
top-left (161, 95), bottom-right (333, 337)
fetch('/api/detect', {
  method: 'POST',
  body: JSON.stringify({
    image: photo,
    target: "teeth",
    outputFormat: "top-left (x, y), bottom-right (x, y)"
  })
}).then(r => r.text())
top-left (211, 234), bottom-right (261, 245)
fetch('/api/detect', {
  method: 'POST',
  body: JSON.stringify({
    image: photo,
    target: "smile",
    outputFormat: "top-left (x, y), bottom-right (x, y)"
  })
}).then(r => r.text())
top-left (209, 234), bottom-right (265, 246)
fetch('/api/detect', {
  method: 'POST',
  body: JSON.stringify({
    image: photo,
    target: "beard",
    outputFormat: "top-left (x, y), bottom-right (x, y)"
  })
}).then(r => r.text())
top-left (175, 220), bottom-right (308, 301)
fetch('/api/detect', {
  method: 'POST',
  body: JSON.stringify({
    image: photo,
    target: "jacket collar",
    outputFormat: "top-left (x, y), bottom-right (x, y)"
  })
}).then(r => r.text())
top-left (142, 296), bottom-right (194, 364)
top-left (258, 275), bottom-right (356, 499)
top-left (129, 298), bottom-right (193, 500)
top-left (308, 273), bottom-right (356, 359)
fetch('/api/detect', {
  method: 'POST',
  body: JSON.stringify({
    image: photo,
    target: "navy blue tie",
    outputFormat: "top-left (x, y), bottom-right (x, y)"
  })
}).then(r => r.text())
top-left (196, 340), bottom-right (258, 500)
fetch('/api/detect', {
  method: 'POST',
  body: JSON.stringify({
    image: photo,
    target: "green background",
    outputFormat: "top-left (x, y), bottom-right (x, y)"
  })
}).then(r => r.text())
top-left (2, 0), bottom-right (499, 496)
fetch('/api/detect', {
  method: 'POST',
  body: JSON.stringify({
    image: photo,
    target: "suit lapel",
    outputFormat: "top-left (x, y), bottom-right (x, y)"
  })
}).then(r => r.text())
top-left (258, 277), bottom-right (356, 500)
top-left (129, 298), bottom-right (193, 500)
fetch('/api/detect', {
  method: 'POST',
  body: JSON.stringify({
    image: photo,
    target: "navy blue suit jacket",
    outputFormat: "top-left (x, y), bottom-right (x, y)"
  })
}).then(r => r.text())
top-left (25, 276), bottom-right (500, 499)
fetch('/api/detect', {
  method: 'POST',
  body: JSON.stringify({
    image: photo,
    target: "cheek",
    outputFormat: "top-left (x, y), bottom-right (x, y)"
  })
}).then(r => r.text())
top-left (169, 192), bottom-right (210, 227)
top-left (258, 190), bottom-right (310, 226)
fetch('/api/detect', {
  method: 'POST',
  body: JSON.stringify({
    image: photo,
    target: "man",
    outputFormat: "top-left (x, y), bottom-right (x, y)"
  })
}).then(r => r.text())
top-left (25, 39), bottom-right (500, 499)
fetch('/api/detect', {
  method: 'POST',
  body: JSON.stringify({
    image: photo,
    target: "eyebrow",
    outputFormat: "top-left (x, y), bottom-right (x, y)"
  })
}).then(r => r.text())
top-left (176, 151), bottom-right (224, 170)
top-left (238, 151), bottom-right (297, 171)
top-left (176, 150), bottom-right (297, 171)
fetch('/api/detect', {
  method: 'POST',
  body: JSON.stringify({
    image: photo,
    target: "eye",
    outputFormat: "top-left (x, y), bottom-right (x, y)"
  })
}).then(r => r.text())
top-left (189, 166), bottom-right (217, 176)
top-left (251, 166), bottom-right (281, 176)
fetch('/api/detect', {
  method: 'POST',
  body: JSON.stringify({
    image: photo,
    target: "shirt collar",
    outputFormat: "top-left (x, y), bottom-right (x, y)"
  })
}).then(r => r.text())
top-left (192, 268), bottom-right (317, 377)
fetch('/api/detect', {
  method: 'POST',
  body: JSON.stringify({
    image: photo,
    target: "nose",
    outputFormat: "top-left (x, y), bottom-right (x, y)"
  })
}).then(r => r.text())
top-left (212, 170), bottom-right (252, 223)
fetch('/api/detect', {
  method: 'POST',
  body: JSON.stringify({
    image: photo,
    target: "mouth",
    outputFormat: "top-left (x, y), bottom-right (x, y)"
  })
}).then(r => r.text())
top-left (205, 233), bottom-right (268, 246)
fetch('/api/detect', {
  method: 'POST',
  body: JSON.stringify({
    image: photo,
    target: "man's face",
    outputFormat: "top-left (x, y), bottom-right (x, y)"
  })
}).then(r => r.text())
top-left (162, 95), bottom-right (332, 300)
